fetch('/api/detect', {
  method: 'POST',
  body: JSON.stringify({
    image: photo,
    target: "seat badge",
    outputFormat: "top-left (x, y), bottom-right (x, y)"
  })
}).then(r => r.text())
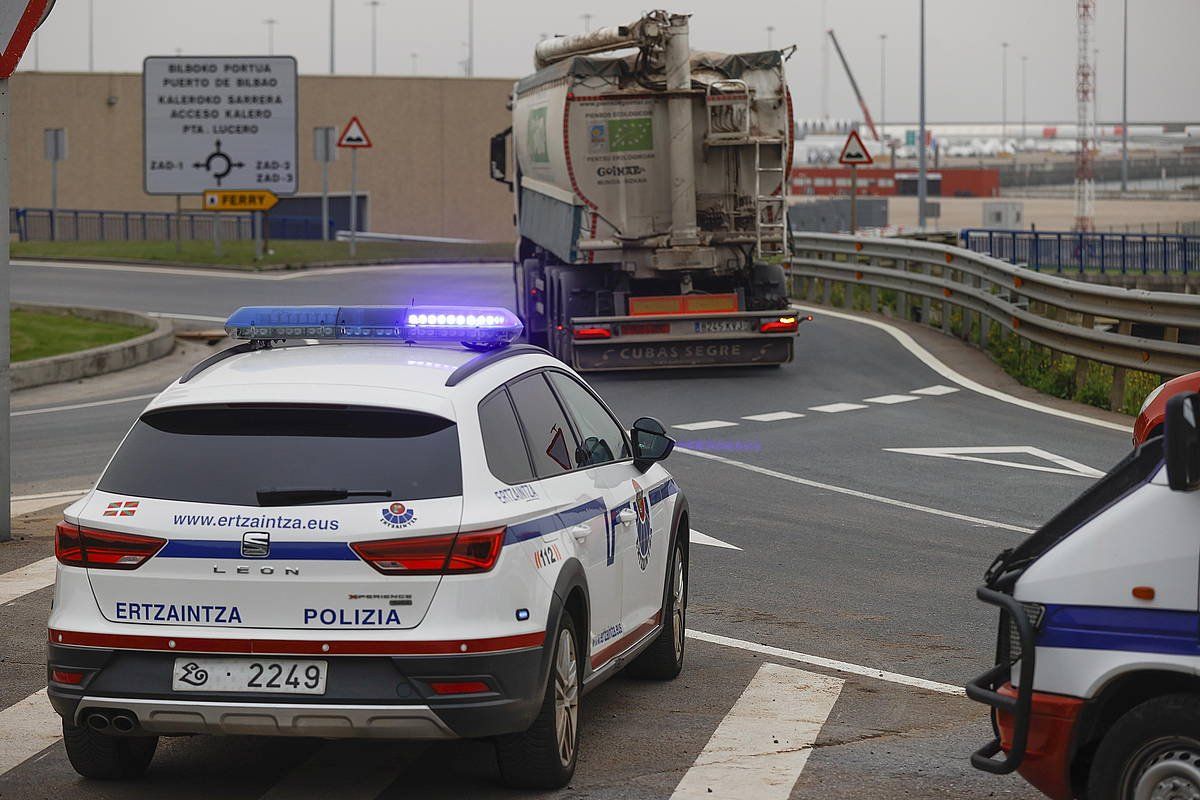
top-left (241, 531), bottom-right (270, 558)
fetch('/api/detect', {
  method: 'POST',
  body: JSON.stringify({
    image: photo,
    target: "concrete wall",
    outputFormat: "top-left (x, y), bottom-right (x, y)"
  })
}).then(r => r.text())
top-left (10, 72), bottom-right (518, 241)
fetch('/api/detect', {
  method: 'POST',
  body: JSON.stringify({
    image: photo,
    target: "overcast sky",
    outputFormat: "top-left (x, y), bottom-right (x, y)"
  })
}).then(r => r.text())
top-left (19, 0), bottom-right (1200, 123)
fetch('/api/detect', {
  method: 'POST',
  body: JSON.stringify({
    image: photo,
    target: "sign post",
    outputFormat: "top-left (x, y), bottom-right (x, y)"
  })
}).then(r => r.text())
top-left (203, 190), bottom-right (278, 262)
top-left (837, 129), bottom-right (874, 234)
top-left (314, 126), bottom-right (336, 242)
top-left (43, 127), bottom-right (65, 240)
top-left (1, 0), bottom-right (55, 541)
top-left (336, 116), bottom-right (371, 257)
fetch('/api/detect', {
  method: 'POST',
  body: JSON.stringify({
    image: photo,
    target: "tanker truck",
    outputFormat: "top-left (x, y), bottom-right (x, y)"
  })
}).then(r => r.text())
top-left (489, 10), bottom-right (805, 371)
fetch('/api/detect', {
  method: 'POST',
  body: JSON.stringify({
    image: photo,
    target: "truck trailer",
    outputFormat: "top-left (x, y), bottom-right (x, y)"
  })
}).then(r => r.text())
top-left (489, 10), bottom-right (805, 371)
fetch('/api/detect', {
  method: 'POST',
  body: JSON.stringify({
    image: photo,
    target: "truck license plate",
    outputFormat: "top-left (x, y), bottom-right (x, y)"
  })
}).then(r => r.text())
top-left (172, 657), bottom-right (327, 695)
top-left (694, 319), bottom-right (755, 334)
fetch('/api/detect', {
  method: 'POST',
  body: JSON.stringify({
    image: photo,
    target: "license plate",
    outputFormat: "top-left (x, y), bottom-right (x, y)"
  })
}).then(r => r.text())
top-left (172, 657), bottom-right (327, 695)
top-left (693, 319), bottom-right (755, 334)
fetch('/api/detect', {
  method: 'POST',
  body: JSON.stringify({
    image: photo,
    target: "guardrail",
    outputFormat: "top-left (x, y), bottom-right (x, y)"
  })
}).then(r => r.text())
top-left (960, 228), bottom-right (1198, 275)
top-left (787, 233), bottom-right (1200, 411)
top-left (10, 208), bottom-right (333, 242)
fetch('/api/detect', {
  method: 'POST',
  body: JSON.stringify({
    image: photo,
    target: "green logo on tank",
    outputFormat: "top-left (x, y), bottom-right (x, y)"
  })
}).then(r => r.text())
top-left (607, 117), bottom-right (653, 152)
top-left (528, 107), bottom-right (549, 163)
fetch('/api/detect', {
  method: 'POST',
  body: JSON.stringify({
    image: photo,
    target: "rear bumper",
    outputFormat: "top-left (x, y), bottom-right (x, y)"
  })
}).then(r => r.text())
top-left (47, 619), bottom-right (558, 740)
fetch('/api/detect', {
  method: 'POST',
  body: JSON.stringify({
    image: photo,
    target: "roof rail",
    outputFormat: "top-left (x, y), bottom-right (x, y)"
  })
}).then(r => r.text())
top-left (445, 344), bottom-right (550, 387)
top-left (179, 341), bottom-right (271, 384)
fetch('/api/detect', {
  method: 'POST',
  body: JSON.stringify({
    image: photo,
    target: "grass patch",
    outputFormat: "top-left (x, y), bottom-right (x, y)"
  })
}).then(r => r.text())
top-left (12, 239), bottom-right (512, 270)
top-left (11, 309), bottom-right (151, 362)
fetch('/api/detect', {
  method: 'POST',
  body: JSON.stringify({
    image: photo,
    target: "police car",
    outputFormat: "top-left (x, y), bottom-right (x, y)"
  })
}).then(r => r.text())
top-left (968, 392), bottom-right (1200, 799)
top-left (47, 305), bottom-right (689, 790)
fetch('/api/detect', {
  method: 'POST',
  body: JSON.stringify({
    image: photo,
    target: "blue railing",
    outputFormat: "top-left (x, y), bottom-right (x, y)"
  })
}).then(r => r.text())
top-left (960, 228), bottom-right (1197, 275)
top-left (10, 208), bottom-right (335, 242)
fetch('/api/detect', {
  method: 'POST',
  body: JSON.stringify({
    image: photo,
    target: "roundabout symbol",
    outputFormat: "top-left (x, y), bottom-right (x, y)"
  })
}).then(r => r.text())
top-left (192, 139), bottom-right (245, 186)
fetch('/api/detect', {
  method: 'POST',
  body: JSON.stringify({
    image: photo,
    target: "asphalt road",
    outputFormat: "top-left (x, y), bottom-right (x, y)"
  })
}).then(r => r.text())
top-left (0, 259), bottom-right (1133, 799)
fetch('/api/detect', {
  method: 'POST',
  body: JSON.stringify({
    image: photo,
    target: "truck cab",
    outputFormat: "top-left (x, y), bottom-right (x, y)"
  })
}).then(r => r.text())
top-left (968, 392), bottom-right (1200, 800)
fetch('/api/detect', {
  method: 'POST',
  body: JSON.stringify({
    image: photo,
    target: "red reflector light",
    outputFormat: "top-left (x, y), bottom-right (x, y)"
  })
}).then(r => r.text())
top-left (55, 522), bottom-right (166, 570)
top-left (760, 316), bottom-right (799, 334)
top-left (429, 680), bottom-right (491, 696)
top-left (352, 527), bottom-right (505, 576)
top-left (573, 327), bottom-right (612, 340)
top-left (51, 670), bottom-right (84, 685)
top-left (619, 322), bottom-right (671, 336)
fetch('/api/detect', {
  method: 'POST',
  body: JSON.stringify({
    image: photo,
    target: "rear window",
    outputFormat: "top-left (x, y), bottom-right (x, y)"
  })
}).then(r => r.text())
top-left (98, 405), bottom-right (462, 506)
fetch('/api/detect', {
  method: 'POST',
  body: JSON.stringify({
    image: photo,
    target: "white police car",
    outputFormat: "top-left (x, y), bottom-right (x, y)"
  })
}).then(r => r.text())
top-left (48, 305), bottom-right (688, 789)
top-left (969, 392), bottom-right (1200, 800)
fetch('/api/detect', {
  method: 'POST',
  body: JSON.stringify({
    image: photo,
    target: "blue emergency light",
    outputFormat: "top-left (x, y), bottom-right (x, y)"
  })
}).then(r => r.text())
top-left (223, 305), bottom-right (524, 350)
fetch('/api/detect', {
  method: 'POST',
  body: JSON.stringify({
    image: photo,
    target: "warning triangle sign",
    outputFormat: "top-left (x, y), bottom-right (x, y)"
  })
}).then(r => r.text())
top-left (838, 130), bottom-right (873, 166)
top-left (1, 0), bottom-right (52, 78)
top-left (337, 116), bottom-right (373, 149)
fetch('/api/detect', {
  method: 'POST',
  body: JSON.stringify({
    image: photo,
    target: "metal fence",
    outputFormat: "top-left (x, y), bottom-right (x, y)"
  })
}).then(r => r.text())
top-left (788, 233), bottom-right (1200, 411)
top-left (960, 228), bottom-right (1198, 275)
top-left (10, 208), bottom-right (333, 242)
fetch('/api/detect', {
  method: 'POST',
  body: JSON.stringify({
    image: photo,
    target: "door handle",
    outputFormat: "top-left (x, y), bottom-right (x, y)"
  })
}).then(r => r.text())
top-left (617, 508), bottom-right (637, 526)
top-left (570, 524), bottom-right (591, 541)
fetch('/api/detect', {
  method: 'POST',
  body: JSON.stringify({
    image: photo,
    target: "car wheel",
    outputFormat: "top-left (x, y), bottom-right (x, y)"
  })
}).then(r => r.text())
top-left (626, 535), bottom-right (687, 680)
top-left (62, 720), bottom-right (158, 780)
top-left (1088, 693), bottom-right (1200, 800)
top-left (494, 613), bottom-right (581, 789)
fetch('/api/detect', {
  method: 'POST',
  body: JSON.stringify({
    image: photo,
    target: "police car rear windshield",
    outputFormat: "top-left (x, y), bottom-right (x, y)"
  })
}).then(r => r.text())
top-left (97, 405), bottom-right (462, 506)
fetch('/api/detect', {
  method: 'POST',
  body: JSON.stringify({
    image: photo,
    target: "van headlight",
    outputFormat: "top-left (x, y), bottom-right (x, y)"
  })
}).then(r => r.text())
top-left (1139, 383), bottom-right (1166, 417)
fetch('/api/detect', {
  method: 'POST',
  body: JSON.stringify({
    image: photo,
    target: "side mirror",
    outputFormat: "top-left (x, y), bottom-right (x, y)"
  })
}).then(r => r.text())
top-left (489, 127), bottom-right (513, 190)
top-left (1165, 392), bottom-right (1200, 491)
top-left (631, 416), bottom-right (675, 471)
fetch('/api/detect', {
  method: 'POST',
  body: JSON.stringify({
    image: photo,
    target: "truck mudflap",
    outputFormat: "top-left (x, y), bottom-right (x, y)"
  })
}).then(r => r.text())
top-left (966, 586), bottom-right (1038, 774)
top-left (566, 309), bottom-right (809, 371)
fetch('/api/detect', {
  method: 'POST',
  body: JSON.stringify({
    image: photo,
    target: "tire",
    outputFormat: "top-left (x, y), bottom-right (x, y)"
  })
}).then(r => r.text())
top-left (626, 536), bottom-right (687, 680)
top-left (62, 720), bottom-right (158, 780)
top-left (494, 613), bottom-right (581, 789)
top-left (1087, 693), bottom-right (1200, 800)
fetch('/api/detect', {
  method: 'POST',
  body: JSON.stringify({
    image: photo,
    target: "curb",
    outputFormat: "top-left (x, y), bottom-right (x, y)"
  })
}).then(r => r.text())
top-left (11, 304), bottom-right (175, 391)
top-left (12, 255), bottom-right (512, 273)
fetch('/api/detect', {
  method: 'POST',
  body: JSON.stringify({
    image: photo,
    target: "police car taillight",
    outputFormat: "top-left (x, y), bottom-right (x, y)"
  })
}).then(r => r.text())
top-left (351, 527), bottom-right (505, 576)
top-left (223, 305), bottom-right (523, 350)
top-left (55, 522), bottom-right (166, 570)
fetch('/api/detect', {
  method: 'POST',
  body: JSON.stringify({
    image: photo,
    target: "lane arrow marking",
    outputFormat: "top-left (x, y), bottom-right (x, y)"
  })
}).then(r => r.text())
top-left (883, 445), bottom-right (1106, 479)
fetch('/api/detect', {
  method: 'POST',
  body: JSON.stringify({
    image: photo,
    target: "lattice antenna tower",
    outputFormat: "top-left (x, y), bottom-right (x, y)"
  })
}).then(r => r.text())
top-left (1074, 0), bottom-right (1096, 232)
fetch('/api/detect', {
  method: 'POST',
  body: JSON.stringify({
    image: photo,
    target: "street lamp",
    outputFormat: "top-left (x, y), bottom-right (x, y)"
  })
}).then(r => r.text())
top-left (879, 34), bottom-right (887, 142)
top-left (1001, 41), bottom-right (1008, 139)
top-left (767, 25), bottom-right (775, 49)
top-left (1121, 0), bottom-right (1129, 191)
top-left (466, 0), bottom-right (474, 77)
top-left (411, 52), bottom-right (418, 75)
top-left (918, 0), bottom-right (927, 230)
top-left (264, 19), bottom-right (277, 56)
top-left (1021, 55), bottom-right (1028, 140)
top-left (88, 0), bottom-right (94, 71)
top-left (366, 1), bottom-right (380, 75)
top-left (582, 13), bottom-right (593, 33)
top-left (329, 0), bottom-right (336, 74)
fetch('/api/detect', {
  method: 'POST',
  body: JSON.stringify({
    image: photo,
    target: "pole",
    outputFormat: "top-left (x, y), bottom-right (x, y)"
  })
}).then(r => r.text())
top-left (917, 0), bottom-right (927, 230)
top-left (50, 158), bottom-right (58, 242)
top-left (349, 149), bottom-right (358, 257)
top-left (1021, 55), bottom-right (1027, 140)
top-left (1121, 0), bottom-right (1128, 191)
top-left (265, 19), bottom-right (276, 56)
top-left (1001, 42), bottom-right (1008, 139)
top-left (368, 1), bottom-right (379, 75)
top-left (411, 52), bottom-right (418, 74)
top-left (1, 78), bottom-right (11, 539)
top-left (254, 211), bottom-right (263, 261)
top-left (820, 0), bottom-right (828, 120)
top-left (879, 34), bottom-right (886, 141)
top-left (321, 157), bottom-right (330, 242)
top-left (467, 0), bottom-right (474, 77)
top-left (212, 211), bottom-right (221, 258)
top-left (849, 166), bottom-right (858, 234)
top-left (175, 194), bottom-right (182, 255)
top-left (767, 26), bottom-right (774, 49)
top-left (330, 0), bottom-right (336, 74)
top-left (582, 13), bottom-right (593, 33)
top-left (88, 0), bottom-right (94, 71)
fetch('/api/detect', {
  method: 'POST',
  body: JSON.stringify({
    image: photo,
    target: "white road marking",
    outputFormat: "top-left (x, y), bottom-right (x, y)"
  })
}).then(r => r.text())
top-left (863, 394), bottom-right (920, 405)
top-left (673, 420), bottom-right (739, 431)
top-left (911, 384), bottom-right (960, 396)
top-left (690, 529), bottom-right (743, 551)
top-left (258, 740), bottom-right (419, 800)
top-left (688, 629), bottom-right (964, 695)
top-left (884, 445), bottom-right (1106, 479)
top-left (807, 402), bottom-right (868, 413)
top-left (676, 446), bottom-right (1035, 534)
top-left (0, 557), bottom-right (57, 606)
top-left (671, 662), bottom-right (843, 800)
top-left (12, 392), bottom-right (158, 417)
top-left (14, 259), bottom-right (507, 282)
top-left (0, 690), bottom-right (62, 776)
top-left (792, 304), bottom-right (1132, 433)
top-left (741, 411), bottom-right (805, 422)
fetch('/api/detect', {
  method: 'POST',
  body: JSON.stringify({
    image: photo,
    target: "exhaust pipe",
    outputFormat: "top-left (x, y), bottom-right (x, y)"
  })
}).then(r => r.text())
top-left (85, 712), bottom-right (110, 732)
top-left (111, 714), bottom-right (136, 733)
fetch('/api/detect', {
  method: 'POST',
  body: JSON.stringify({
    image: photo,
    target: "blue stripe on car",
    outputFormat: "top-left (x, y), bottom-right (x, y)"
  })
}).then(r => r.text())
top-left (1037, 604), bottom-right (1200, 656)
top-left (158, 540), bottom-right (358, 560)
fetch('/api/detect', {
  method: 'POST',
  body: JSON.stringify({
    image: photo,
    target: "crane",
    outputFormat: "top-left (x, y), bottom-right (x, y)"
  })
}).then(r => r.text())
top-left (827, 29), bottom-right (881, 142)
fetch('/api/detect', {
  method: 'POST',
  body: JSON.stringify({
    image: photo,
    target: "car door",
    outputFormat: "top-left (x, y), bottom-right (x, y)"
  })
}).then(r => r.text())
top-left (543, 370), bottom-right (657, 669)
top-left (507, 371), bottom-right (622, 667)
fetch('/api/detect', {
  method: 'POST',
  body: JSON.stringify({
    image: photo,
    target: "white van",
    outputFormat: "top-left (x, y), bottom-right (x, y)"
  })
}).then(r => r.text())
top-left (968, 391), bottom-right (1200, 800)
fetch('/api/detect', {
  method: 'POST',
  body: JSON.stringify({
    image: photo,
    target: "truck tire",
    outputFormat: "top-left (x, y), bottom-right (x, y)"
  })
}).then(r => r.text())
top-left (494, 613), bottom-right (581, 789)
top-left (1087, 693), bottom-right (1200, 800)
top-left (62, 720), bottom-right (158, 780)
top-left (626, 535), bottom-right (687, 680)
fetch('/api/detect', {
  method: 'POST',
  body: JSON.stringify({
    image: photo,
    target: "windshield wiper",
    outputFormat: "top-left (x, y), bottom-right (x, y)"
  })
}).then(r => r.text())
top-left (256, 488), bottom-right (392, 507)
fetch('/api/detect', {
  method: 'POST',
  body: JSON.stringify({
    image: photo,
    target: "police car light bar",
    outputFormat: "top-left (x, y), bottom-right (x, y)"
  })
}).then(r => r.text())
top-left (224, 305), bottom-right (524, 350)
